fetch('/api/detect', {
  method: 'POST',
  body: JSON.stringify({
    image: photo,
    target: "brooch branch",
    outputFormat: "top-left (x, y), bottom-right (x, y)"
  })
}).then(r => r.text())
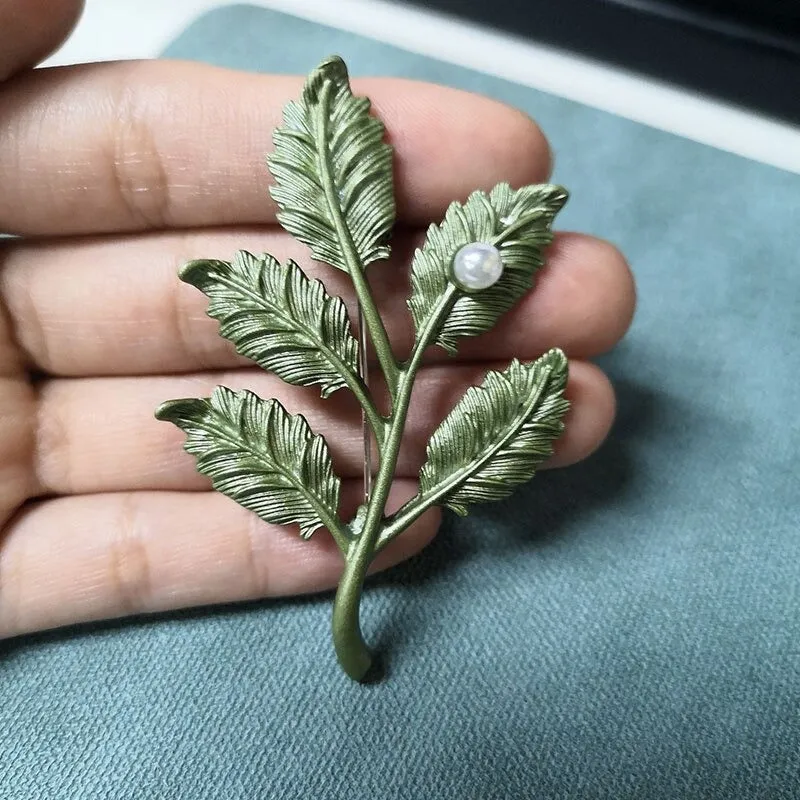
top-left (156, 56), bottom-right (570, 682)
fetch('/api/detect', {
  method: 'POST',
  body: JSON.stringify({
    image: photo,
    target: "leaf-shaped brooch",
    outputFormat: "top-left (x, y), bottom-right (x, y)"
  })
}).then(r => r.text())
top-left (156, 56), bottom-right (570, 682)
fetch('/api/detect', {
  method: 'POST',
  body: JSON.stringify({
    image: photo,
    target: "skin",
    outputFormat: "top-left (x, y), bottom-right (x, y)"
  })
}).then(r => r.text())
top-left (0, 0), bottom-right (635, 640)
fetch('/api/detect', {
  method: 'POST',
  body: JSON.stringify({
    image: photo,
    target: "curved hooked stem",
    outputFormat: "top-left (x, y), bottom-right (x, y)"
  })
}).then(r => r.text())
top-left (332, 286), bottom-right (459, 681)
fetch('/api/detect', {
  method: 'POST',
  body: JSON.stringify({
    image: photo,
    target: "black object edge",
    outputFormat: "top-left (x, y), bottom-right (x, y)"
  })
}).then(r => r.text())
top-left (400, 0), bottom-right (800, 124)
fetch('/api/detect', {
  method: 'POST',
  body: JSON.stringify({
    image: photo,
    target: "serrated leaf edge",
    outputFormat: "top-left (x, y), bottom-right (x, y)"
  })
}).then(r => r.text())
top-left (156, 388), bottom-right (348, 546)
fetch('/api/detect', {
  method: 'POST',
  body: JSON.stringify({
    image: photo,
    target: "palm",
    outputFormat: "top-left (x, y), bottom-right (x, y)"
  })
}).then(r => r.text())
top-left (0, 0), bottom-right (634, 640)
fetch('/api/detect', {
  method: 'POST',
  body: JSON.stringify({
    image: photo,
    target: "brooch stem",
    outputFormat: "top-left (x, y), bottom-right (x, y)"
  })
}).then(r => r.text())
top-left (155, 56), bottom-right (571, 682)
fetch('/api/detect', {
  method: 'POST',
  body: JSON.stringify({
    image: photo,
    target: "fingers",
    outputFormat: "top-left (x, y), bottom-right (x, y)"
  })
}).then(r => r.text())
top-left (32, 360), bottom-right (613, 496)
top-left (457, 233), bottom-right (635, 362)
top-left (0, 0), bottom-right (83, 81)
top-left (0, 481), bottom-right (438, 639)
top-left (0, 59), bottom-right (550, 235)
top-left (0, 376), bottom-right (35, 531)
top-left (0, 229), bottom-right (634, 376)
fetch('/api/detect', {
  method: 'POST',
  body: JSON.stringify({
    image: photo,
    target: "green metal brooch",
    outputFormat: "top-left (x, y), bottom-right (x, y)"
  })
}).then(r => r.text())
top-left (156, 56), bottom-right (570, 682)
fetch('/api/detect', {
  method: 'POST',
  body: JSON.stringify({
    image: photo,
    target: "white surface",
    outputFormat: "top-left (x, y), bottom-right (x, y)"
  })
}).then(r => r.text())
top-left (45, 0), bottom-right (800, 175)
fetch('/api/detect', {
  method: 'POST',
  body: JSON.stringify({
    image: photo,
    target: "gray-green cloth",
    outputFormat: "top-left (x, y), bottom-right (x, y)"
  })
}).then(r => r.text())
top-left (3, 5), bottom-right (799, 798)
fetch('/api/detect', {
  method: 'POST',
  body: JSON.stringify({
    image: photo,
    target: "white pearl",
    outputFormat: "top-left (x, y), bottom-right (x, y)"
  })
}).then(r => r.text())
top-left (451, 242), bottom-right (504, 291)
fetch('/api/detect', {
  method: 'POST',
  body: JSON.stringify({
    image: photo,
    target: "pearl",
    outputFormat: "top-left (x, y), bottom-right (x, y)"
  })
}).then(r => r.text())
top-left (451, 242), bottom-right (504, 291)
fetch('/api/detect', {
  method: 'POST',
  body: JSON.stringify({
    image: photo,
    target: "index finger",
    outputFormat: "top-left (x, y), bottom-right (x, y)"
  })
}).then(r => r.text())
top-left (0, 59), bottom-right (551, 236)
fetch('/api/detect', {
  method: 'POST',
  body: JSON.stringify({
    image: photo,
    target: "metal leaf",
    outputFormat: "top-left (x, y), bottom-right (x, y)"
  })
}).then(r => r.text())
top-left (408, 183), bottom-right (568, 354)
top-left (267, 55), bottom-right (395, 272)
top-left (156, 387), bottom-right (341, 539)
top-left (181, 251), bottom-right (359, 398)
top-left (418, 349), bottom-right (570, 516)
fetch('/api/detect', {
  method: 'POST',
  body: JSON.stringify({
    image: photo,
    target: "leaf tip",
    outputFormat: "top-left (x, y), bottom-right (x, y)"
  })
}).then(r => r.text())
top-left (154, 397), bottom-right (206, 424)
top-left (549, 184), bottom-right (570, 212)
top-left (178, 258), bottom-right (227, 289)
top-left (304, 55), bottom-right (350, 102)
top-left (317, 54), bottom-right (347, 73)
top-left (542, 347), bottom-right (569, 374)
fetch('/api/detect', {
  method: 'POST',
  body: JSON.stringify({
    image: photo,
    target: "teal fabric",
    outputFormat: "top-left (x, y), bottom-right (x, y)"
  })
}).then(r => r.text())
top-left (4, 5), bottom-right (800, 798)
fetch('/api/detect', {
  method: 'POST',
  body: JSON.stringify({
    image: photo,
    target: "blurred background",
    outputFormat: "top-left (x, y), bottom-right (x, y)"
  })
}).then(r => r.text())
top-left (47, 0), bottom-right (800, 173)
top-left (406, 0), bottom-right (800, 123)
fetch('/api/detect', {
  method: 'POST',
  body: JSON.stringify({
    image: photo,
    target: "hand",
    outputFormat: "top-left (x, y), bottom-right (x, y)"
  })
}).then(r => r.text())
top-left (0, 0), bottom-right (635, 639)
